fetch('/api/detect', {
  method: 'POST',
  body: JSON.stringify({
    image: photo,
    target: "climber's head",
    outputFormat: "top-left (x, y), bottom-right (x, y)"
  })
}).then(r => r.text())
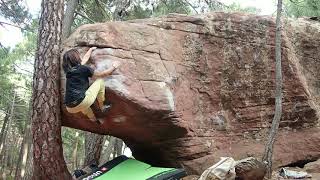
top-left (62, 49), bottom-right (81, 73)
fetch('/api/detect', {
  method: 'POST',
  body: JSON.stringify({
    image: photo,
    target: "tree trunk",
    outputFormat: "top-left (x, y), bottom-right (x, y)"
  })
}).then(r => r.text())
top-left (14, 107), bottom-right (31, 180)
top-left (0, 93), bottom-right (15, 177)
top-left (112, 0), bottom-right (131, 21)
top-left (72, 131), bottom-right (80, 170)
top-left (99, 136), bottom-right (116, 164)
top-left (115, 138), bottom-right (123, 157)
top-left (62, 0), bottom-right (78, 40)
top-left (31, 0), bottom-right (71, 179)
top-left (15, 135), bottom-right (29, 180)
top-left (122, 143), bottom-right (127, 155)
top-left (8, 135), bottom-right (21, 177)
top-left (0, 110), bottom-right (10, 158)
top-left (83, 132), bottom-right (104, 167)
top-left (23, 144), bottom-right (33, 180)
top-left (262, 0), bottom-right (283, 178)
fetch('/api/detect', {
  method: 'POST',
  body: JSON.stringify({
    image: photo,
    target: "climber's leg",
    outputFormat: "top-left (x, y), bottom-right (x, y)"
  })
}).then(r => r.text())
top-left (66, 101), bottom-right (97, 122)
top-left (66, 79), bottom-right (109, 123)
top-left (87, 79), bottom-right (111, 113)
top-left (85, 79), bottom-right (105, 107)
top-left (67, 102), bottom-right (106, 124)
top-left (81, 107), bottom-right (96, 122)
top-left (84, 79), bottom-right (109, 123)
top-left (94, 79), bottom-right (106, 110)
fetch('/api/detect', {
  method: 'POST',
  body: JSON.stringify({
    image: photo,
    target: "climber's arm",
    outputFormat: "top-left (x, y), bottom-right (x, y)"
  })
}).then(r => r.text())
top-left (92, 61), bottom-right (121, 79)
top-left (81, 47), bottom-right (97, 65)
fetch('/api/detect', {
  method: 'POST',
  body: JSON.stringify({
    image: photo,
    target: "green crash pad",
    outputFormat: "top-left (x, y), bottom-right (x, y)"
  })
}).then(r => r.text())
top-left (80, 155), bottom-right (186, 180)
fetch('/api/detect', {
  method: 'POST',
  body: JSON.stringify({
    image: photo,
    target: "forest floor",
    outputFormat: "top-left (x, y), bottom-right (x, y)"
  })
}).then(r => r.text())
top-left (271, 168), bottom-right (320, 180)
top-left (182, 166), bottom-right (320, 179)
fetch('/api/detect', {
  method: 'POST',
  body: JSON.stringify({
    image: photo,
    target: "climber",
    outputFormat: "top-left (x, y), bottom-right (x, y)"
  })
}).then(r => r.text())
top-left (62, 47), bottom-right (120, 124)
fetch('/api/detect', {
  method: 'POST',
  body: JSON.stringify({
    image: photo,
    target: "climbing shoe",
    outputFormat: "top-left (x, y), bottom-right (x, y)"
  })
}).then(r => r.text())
top-left (95, 119), bottom-right (101, 124)
top-left (96, 118), bottom-right (105, 125)
top-left (101, 101), bottom-right (112, 113)
top-left (73, 169), bottom-right (86, 178)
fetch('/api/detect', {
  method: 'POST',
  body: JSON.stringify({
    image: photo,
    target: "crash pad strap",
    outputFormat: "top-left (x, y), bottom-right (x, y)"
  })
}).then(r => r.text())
top-left (81, 155), bottom-right (128, 179)
top-left (147, 168), bottom-right (187, 180)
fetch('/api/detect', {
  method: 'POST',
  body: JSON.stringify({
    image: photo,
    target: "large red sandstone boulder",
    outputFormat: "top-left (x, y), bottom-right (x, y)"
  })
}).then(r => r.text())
top-left (61, 12), bottom-right (320, 174)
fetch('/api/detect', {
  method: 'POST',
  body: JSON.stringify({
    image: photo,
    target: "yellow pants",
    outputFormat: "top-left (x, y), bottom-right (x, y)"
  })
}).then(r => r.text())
top-left (66, 79), bottom-right (105, 121)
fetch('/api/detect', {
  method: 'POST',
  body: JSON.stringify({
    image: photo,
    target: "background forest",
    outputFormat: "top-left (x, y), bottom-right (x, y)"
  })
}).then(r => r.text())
top-left (0, 0), bottom-right (319, 179)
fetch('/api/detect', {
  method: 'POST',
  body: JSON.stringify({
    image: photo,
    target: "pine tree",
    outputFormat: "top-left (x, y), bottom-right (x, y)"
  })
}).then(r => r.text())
top-left (31, 0), bottom-right (71, 178)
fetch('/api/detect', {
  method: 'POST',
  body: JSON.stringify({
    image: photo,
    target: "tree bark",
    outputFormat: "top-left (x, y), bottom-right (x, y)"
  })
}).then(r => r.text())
top-left (72, 131), bottom-right (80, 170)
top-left (112, 0), bottom-right (131, 21)
top-left (31, 0), bottom-right (71, 179)
top-left (115, 138), bottom-right (123, 157)
top-left (15, 135), bottom-right (29, 180)
top-left (99, 136), bottom-right (116, 164)
top-left (262, 0), bottom-right (283, 178)
top-left (8, 135), bottom-right (21, 176)
top-left (62, 0), bottom-right (79, 40)
top-left (14, 107), bottom-right (32, 180)
top-left (0, 110), bottom-right (10, 157)
top-left (24, 144), bottom-right (33, 180)
top-left (83, 132), bottom-right (104, 167)
top-left (0, 92), bottom-right (15, 176)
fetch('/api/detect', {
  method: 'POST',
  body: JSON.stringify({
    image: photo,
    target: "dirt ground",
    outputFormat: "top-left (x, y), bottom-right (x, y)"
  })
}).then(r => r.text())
top-left (182, 170), bottom-right (320, 180)
top-left (272, 171), bottom-right (320, 180)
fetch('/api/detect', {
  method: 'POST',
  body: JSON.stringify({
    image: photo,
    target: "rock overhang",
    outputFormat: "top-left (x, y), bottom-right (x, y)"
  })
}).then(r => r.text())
top-left (61, 12), bottom-right (320, 174)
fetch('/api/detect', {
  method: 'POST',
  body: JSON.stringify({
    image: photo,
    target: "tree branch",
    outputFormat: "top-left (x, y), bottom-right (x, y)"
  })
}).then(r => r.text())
top-left (0, 21), bottom-right (26, 30)
top-left (94, 0), bottom-right (109, 20)
top-left (0, 0), bottom-right (18, 18)
top-left (204, 0), bottom-right (228, 10)
top-left (0, 42), bottom-right (9, 54)
top-left (75, 11), bottom-right (96, 23)
top-left (183, 0), bottom-right (199, 14)
top-left (288, 0), bottom-right (309, 7)
top-left (0, 0), bottom-right (29, 27)
top-left (13, 63), bottom-right (33, 75)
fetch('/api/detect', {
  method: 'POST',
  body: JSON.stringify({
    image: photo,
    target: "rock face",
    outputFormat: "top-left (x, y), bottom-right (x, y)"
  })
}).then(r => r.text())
top-left (61, 12), bottom-right (320, 174)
